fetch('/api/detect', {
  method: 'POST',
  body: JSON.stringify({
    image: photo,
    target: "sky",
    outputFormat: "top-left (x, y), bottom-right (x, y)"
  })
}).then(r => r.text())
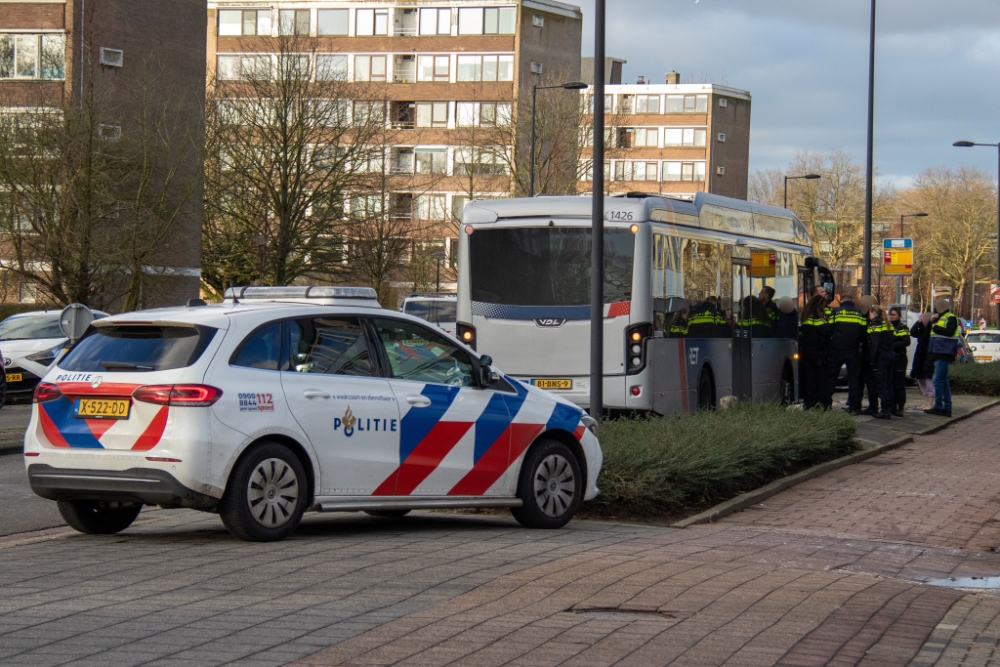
top-left (571, 0), bottom-right (1000, 189)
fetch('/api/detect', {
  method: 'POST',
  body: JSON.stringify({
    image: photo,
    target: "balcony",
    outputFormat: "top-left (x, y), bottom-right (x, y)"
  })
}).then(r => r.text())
top-left (393, 8), bottom-right (418, 37)
top-left (393, 55), bottom-right (416, 83)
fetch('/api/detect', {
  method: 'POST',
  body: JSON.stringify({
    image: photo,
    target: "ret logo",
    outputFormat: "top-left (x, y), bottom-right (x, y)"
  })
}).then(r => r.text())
top-left (334, 405), bottom-right (398, 437)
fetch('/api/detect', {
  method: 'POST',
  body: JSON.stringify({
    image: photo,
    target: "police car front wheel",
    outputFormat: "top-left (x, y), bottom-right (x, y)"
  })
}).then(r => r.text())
top-left (220, 442), bottom-right (308, 542)
top-left (510, 440), bottom-right (582, 529)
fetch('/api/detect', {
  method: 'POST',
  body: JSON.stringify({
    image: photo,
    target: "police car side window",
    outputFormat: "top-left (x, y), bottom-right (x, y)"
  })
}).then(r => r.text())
top-left (287, 317), bottom-right (373, 376)
top-left (231, 322), bottom-right (281, 370)
top-left (372, 318), bottom-right (473, 387)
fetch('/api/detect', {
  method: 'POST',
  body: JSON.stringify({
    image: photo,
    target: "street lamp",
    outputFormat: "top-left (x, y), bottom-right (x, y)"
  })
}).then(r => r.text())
top-left (862, 0), bottom-right (877, 296)
top-left (954, 140), bottom-right (1000, 325)
top-left (783, 173), bottom-right (820, 209)
top-left (530, 81), bottom-right (588, 197)
top-left (896, 212), bottom-right (926, 304)
top-left (590, 0), bottom-right (606, 418)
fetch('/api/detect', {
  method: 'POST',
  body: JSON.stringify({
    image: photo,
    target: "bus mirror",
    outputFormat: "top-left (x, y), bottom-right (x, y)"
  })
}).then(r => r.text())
top-left (478, 355), bottom-right (494, 387)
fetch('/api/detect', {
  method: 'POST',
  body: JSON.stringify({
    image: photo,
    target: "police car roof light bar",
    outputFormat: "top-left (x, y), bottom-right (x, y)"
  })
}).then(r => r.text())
top-left (224, 286), bottom-right (379, 300)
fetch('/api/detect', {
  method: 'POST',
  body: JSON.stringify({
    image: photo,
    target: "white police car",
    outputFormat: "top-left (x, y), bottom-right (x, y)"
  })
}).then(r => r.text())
top-left (24, 286), bottom-right (602, 541)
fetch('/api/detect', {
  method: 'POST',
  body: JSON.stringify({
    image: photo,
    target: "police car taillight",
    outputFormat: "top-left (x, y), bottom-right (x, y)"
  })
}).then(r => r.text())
top-left (33, 382), bottom-right (62, 403)
top-left (133, 384), bottom-right (223, 407)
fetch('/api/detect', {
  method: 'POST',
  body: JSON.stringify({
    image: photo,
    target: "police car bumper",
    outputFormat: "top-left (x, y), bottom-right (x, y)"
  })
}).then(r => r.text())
top-left (27, 464), bottom-right (218, 510)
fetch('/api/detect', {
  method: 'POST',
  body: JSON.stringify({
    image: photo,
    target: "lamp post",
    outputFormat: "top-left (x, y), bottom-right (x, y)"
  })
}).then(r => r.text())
top-left (590, 0), bottom-right (606, 418)
top-left (897, 212), bottom-right (927, 304)
top-left (783, 173), bottom-right (820, 209)
top-left (530, 81), bottom-right (588, 197)
top-left (954, 140), bottom-right (1000, 325)
top-left (861, 0), bottom-right (878, 297)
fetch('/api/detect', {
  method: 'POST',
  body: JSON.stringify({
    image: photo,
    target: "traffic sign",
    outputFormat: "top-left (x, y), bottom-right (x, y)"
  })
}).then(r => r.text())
top-left (750, 249), bottom-right (776, 277)
top-left (883, 238), bottom-right (913, 276)
top-left (932, 285), bottom-right (953, 300)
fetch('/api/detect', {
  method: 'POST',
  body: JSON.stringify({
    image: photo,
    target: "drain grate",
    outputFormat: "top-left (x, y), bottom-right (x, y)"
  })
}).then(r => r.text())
top-left (570, 606), bottom-right (682, 621)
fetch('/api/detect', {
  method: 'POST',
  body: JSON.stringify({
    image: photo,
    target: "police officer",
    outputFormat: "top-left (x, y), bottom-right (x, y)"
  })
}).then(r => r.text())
top-left (867, 304), bottom-right (896, 419)
top-left (857, 295), bottom-right (880, 415)
top-left (824, 293), bottom-right (867, 414)
top-left (687, 297), bottom-right (724, 338)
top-left (926, 299), bottom-right (959, 417)
top-left (800, 295), bottom-right (832, 409)
top-left (669, 307), bottom-right (689, 337)
top-left (888, 306), bottom-right (911, 416)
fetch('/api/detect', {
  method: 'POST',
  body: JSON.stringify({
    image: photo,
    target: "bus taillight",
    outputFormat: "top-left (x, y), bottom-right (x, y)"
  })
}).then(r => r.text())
top-left (457, 322), bottom-right (477, 350)
top-left (625, 324), bottom-right (652, 374)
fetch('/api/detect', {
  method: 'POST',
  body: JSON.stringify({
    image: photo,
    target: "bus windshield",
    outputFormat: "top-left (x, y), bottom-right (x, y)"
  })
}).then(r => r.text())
top-left (469, 227), bottom-right (634, 306)
top-left (404, 301), bottom-right (457, 324)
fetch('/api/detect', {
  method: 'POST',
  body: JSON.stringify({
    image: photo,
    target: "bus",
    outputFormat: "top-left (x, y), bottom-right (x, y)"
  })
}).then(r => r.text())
top-left (455, 192), bottom-right (835, 414)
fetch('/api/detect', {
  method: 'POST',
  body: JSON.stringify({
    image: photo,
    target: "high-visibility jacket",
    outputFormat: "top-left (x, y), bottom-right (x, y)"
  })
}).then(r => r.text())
top-left (669, 317), bottom-right (689, 337)
top-left (829, 301), bottom-right (867, 351)
top-left (687, 302), bottom-right (729, 337)
top-left (929, 310), bottom-right (959, 361)
top-left (800, 313), bottom-right (832, 355)
top-left (867, 317), bottom-right (895, 361)
top-left (890, 320), bottom-right (911, 353)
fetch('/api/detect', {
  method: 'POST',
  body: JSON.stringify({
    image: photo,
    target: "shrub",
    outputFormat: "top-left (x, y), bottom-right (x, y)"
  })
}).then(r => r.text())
top-left (592, 404), bottom-right (856, 515)
top-left (950, 361), bottom-right (1000, 396)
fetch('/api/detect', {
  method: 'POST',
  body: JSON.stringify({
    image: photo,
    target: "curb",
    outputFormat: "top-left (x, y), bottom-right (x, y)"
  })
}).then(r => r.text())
top-left (670, 434), bottom-right (915, 529)
top-left (671, 399), bottom-right (1000, 529)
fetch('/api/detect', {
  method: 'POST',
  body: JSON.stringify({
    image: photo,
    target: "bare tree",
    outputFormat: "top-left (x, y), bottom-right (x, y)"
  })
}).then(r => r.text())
top-left (202, 34), bottom-right (385, 297)
top-left (0, 65), bottom-right (200, 310)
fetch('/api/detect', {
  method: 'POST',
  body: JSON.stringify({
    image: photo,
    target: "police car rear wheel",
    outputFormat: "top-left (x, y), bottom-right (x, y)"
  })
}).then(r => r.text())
top-left (220, 443), bottom-right (307, 542)
top-left (511, 440), bottom-right (582, 529)
top-left (57, 500), bottom-right (142, 535)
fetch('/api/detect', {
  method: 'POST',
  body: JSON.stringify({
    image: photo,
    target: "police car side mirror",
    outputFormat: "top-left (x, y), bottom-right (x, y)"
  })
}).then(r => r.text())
top-left (478, 355), bottom-right (493, 388)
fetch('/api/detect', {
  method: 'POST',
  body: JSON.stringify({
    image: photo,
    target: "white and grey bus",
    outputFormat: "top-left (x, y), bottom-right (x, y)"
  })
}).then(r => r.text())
top-left (455, 193), bottom-right (835, 414)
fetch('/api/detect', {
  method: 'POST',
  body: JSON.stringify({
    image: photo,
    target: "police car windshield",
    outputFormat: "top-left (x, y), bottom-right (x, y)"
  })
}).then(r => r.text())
top-left (59, 324), bottom-right (217, 372)
top-left (469, 227), bottom-right (635, 306)
top-left (404, 301), bottom-right (456, 323)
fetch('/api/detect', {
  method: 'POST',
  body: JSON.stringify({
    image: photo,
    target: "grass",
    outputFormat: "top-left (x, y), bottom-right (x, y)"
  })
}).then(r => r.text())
top-left (588, 404), bottom-right (857, 519)
top-left (950, 361), bottom-right (1000, 396)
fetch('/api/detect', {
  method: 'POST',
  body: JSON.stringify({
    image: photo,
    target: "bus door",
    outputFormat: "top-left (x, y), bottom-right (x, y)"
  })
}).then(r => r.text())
top-left (732, 262), bottom-right (753, 401)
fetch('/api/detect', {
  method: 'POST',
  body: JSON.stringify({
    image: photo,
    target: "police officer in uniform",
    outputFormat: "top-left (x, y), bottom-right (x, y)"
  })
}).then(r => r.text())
top-left (800, 295), bottom-right (832, 409)
top-left (867, 304), bottom-right (896, 419)
top-left (824, 293), bottom-right (868, 414)
top-left (926, 299), bottom-right (959, 417)
top-left (888, 306), bottom-right (911, 416)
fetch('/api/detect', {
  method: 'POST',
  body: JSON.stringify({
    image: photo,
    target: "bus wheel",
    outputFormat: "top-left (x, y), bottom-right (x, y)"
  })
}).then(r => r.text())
top-left (780, 363), bottom-right (795, 405)
top-left (698, 368), bottom-right (715, 411)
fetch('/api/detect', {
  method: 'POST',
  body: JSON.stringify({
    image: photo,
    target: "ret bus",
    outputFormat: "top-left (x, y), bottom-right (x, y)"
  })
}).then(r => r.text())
top-left (455, 192), bottom-right (835, 414)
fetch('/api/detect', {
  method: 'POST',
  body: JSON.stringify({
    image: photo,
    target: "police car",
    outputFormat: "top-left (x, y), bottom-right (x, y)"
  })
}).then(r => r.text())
top-left (24, 286), bottom-right (602, 542)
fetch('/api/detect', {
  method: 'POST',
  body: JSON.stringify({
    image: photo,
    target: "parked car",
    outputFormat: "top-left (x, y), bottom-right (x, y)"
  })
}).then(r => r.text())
top-left (401, 292), bottom-right (457, 335)
top-left (966, 330), bottom-right (1000, 363)
top-left (0, 310), bottom-right (109, 402)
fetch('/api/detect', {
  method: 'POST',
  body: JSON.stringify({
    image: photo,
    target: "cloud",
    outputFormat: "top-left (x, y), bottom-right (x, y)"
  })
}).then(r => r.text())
top-left (569, 0), bottom-right (1000, 186)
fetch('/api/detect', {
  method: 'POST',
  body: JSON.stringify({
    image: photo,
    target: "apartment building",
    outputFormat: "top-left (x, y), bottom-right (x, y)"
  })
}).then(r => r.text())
top-left (206, 0), bottom-right (583, 272)
top-left (580, 71), bottom-right (752, 201)
top-left (0, 0), bottom-right (206, 307)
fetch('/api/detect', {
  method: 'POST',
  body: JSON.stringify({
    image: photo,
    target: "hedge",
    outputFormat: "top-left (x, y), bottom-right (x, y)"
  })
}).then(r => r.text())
top-left (949, 361), bottom-right (1000, 396)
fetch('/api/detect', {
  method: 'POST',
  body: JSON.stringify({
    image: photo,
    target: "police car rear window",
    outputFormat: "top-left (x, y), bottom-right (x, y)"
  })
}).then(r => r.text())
top-left (58, 325), bottom-right (218, 372)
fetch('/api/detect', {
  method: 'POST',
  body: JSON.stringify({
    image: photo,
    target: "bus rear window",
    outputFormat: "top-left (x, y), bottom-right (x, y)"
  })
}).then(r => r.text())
top-left (469, 228), bottom-right (634, 306)
top-left (58, 325), bottom-right (217, 372)
top-left (404, 301), bottom-right (457, 323)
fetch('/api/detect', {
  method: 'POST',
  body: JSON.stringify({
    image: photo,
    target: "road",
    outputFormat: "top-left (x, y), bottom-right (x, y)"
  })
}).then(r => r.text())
top-left (0, 450), bottom-right (63, 536)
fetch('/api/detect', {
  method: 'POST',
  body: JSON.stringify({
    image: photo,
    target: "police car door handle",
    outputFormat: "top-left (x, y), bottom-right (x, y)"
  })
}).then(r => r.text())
top-left (303, 389), bottom-right (331, 400)
top-left (406, 395), bottom-right (432, 407)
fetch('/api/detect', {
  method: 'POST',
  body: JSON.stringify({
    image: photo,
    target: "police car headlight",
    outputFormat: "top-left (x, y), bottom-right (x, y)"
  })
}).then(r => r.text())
top-left (581, 414), bottom-right (598, 434)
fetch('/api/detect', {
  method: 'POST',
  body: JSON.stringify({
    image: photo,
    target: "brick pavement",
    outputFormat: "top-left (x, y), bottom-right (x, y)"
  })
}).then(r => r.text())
top-left (3, 410), bottom-right (1000, 666)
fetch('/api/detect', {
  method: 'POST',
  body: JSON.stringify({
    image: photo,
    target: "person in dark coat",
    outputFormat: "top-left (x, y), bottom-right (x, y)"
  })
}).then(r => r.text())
top-left (867, 304), bottom-right (896, 419)
top-left (800, 295), bottom-right (832, 409)
top-left (825, 293), bottom-right (867, 414)
top-left (888, 307), bottom-right (911, 416)
top-left (910, 312), bottom-right (935, 410)
top-left (926, 299), bottom-right (959, 417)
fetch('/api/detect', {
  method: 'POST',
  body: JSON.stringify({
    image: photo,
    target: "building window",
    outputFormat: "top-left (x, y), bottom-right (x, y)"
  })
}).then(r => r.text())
top-left (457, 7), bottom-right (516, 34)
top-left (415, 194), bottom-right (447, 220)
top-left (662, 161), bottom-right (706, 182)
top-left (663, 128), bottom-right (706, 147)
top-left (217, 55), bottom-right (271, 81)
top-left (417, 55), bottom-right (449, 82)
top-left (0, 34), bottom-right (65, 80)
top-left (353, 101), bottom-right (384, 126)
top-left (316, 54), bottom-right (348, 81)
top-left (614, 161), bottom-right (658, 181)
top-left (356, 9), bottom-right (389, 36)
top-left (664, 94), bottom-right (708, 113)
top-left (354, 55), bottom-right (387, 82)
top-left (456, 54), bottom-right (514, 81)
top-left (416, 102), bottom-right (448, 128)
top-left (99, 47), bottom-right (122, 68)
top-left (351, 194), bottom-right (383, 217)
top-left (635, 94), bottom-right (659, 113)
top-left (415, 148), bottom-right (447, 175)
top-left (454, 147), bottom-right (507, 176)
top-left (278, 55), bottom-right (310, 78)
top-left (420, 8), bottom-right (452, 35)
top-left (452, 195), bottom-right (470, 219)
top-left (633, 128), bottom-right (658, 147)
top-left (317, 9), bottom-right (349, 35)
top-left (279, 9), bottom-right (310, 36)
top-left (98, 124), bottom-right (121, 141)
top-left (218, 9), bottom-right (270, 36)
top-left (456, 101), bottom-right (510, 126)
top-left (532, 15), bottom-right (545, 27)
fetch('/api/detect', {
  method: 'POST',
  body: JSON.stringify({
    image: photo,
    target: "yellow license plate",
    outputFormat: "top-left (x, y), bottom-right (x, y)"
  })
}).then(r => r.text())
top-left (976, 356), bottom-right (993, 362)
top-left (532, 379), bottom-right (572, 390)
top-left (74, 398), bottom-right (131, 420)
top-left (5, 373), bottom-right (22, 383)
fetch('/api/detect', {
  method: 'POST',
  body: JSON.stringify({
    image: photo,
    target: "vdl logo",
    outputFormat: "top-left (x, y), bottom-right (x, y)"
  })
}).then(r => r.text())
top-left (534, 318), bottom-right (566, 328)
top-left (334, 406), bottom-right (398, 437)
